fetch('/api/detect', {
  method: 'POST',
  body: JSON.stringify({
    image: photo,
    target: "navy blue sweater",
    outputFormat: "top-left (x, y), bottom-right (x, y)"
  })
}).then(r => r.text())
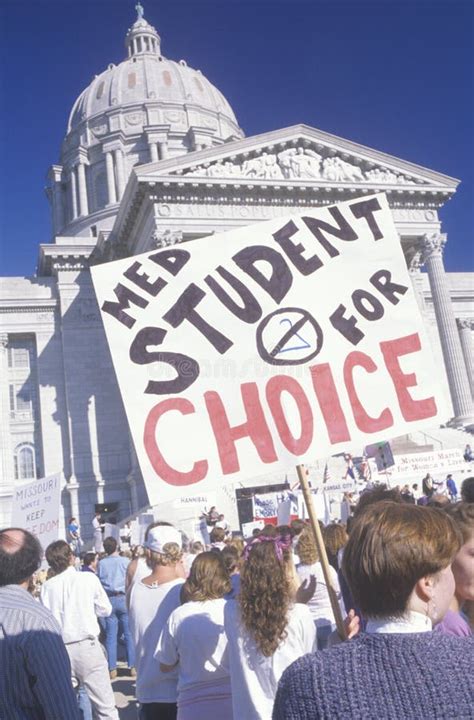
top-left (273, 632), bottom-right (474, 719)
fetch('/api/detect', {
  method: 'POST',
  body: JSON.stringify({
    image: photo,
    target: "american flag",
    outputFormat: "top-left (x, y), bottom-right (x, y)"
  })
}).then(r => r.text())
top-left (323, 462), bottom-right (331, 484)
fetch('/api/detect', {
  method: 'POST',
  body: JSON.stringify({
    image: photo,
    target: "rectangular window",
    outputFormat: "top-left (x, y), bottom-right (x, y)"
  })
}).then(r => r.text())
top-left (16, 386), bottom-right (32, 412)
top-left (9, 383), bottom-right (33, 414)
top-left (7, 339), bottom-right (33, 368)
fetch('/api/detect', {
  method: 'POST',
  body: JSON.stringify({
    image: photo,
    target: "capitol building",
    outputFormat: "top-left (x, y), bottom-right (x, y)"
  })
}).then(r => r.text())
top-left (1, 6), bottom-right (473, 535)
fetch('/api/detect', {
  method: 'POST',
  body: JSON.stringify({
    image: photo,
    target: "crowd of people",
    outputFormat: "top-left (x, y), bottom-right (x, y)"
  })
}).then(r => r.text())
top-left (0, 475), bottom-right (473, 720)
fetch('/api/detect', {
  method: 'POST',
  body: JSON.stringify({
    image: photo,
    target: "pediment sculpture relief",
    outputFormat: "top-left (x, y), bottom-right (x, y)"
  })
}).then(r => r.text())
top-left (183, 146), bottom-right (423, 185)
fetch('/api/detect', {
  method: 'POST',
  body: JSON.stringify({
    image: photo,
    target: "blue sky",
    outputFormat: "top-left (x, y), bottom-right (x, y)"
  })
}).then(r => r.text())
top-left (0, 0), bottom-right (473, 276)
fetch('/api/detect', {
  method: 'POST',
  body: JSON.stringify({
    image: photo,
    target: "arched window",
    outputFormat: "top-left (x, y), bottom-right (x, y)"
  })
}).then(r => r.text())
top-left (14, 443), bottom-right (36, 481)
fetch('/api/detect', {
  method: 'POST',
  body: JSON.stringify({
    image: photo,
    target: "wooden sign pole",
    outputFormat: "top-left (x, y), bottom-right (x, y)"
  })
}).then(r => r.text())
top-left (296, 463), bottom-right (347, 640)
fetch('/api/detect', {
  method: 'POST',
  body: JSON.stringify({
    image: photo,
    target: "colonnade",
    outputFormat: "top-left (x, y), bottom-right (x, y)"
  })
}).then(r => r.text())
top-left (421, 233), bottom-right (473, 426)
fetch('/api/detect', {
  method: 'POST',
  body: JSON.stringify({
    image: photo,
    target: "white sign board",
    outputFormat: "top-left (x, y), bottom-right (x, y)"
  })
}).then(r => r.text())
top-left (92, 194), bottom-right (446, 506)
top-left (371, 448), bottom-right (469, 486)
top-left (11, 473), bottom-right (62, 552)
top-left (103, 523), bottom-right (120, 543)
top-left (241, 520), bottom-right (265, 538)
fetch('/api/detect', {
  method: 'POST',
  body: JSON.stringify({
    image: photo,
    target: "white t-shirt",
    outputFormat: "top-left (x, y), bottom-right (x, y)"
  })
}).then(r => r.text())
top-left (156, 598), bottom-right (230, 694)
top-left (296, 561), bottom-right (344, 628)
top-left (128, 578), bottom-right (184, 703)
top-left (40, 566), bottom-right (111, 643)
top-left (224, 600), bottom-right (316, 720)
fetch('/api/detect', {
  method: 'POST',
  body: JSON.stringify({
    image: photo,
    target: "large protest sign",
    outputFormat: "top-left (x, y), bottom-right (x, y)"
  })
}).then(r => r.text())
top-left (92, 194), bottom-right (447, 506)
top-left (11, 473), bottom-right (62, 551)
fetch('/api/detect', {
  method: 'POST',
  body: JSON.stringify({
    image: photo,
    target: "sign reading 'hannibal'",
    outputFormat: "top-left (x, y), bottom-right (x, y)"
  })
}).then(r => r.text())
top-left (92, 194), bottom-right (446, 505)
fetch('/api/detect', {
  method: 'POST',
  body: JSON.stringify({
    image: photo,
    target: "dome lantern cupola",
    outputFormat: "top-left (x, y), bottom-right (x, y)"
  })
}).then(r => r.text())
top-left (48, 3), bottom-right (243, 242)
top-left (125, 3), bottom-right (161, 57)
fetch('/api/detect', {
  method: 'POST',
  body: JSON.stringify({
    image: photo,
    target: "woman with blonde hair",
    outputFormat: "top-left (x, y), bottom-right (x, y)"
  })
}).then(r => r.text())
top-left (274, 502), bottom-right (472, 719)
top-left (323, 522), bottom-right (348, 572)
top-left (128, 523), bottom-right (186, 720)
top-left (296, 527), bottom-right (344, 649)
top-left (224, 535), bottom-right (316, 720)
top-left (157, 551), bottom-right (232, 720)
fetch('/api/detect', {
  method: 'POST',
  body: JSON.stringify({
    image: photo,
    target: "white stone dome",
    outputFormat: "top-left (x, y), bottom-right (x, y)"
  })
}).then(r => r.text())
top-left (67, 31), bottom-right (240, 137)
top-left (49, 5), bottom-right (243, 239)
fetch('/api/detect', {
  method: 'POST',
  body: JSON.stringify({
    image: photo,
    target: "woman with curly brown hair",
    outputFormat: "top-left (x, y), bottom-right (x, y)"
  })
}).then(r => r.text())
top-left (157, 551), bottom-right (232, 720)
top-left (224, 536), bottom-right (315, 720)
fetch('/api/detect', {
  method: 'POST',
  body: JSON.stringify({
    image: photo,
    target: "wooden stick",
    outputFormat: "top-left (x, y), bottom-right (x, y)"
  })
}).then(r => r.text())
top-left (296, 463), bottom-right (346, 640)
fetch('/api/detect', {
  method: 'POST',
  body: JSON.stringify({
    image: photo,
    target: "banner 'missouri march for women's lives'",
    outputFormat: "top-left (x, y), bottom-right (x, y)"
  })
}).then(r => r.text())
top-left (91, 194), bottom-right (447, 505)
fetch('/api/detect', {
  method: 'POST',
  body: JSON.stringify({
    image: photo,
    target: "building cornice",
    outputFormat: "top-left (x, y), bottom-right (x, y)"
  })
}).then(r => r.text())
top-left (112, 174), bottom-right (453, 255)
top-left (38, 243), bottom-right (96, 276)
top-left (0, 299), bottom-right (58, 314)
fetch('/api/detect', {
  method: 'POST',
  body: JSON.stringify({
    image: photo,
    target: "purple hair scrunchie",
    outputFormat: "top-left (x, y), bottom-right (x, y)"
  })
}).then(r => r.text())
top-left (243, 533), bottom-right (292, 562)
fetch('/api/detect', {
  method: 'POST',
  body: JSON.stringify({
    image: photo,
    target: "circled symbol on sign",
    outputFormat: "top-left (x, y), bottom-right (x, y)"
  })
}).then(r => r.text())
top-left (256, 307), bottom-right (323, 365)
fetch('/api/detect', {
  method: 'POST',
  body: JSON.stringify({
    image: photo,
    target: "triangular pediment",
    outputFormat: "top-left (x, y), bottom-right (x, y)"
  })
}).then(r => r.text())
top-left (136, 124), bottom-right (458, 191)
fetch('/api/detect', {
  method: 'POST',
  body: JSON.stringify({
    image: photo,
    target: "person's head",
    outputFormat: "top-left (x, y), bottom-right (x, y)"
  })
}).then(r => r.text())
top-left (296, 527), bottom-right (319, 565)
top-left (190, 540), bottom-right (204, 555)
top-left (82, 552), bottom-right (98, 571)
top-left (239, 537), bottom-right (292, 656)
top-left (342, 502), bottom-right (460, 621)
top-left (221, 545), bottom-right (240, 575)
top-left (45, 540), bottom-right (73, 575)
top-left (210, 526), bottom-right (226, 544)
top-left (323, 523), bottom-right (348, 557)
top-left (95, 511), bottom-right (101, 517)
top-left (103, 537), bottom-right (118, 556)
top-left (461, 477), bottom-right (474, 503)
top-left (252, 528), bottom-right (262, 538)
top-left (0, 528), bottom-right (42, 586)
top-left (181, 551), bottom-right (231, 602)
top-left (69, 517), bottom-right (76, 524)
top-left (260, 524), bottom-right (277, 538)
top-left (412, 484), bottom-right (418, 491)
top-left (443, 502), bottom-right (474, 607)
top-left (226, 535), bottom-right (245, 556)
top-left (144, 522), bottom-right (183, 569)
top-left (276, 525), bottom-right (294, 538)
top-left (218, 514), bottom-right (225, 521)
top-left (427, 494), bottom-right (450, 509)
top-left (290, 518), bottom-right (306, 537)
top-left (353, 484), bottom-right (403, 518)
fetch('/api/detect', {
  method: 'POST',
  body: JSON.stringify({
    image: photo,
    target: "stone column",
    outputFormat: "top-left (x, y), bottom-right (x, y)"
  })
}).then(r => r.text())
top-left (77, 161), bottom-right (89, 216)
top-left (53, 181), bottom-right (65, 232)
top-left (114, 148), bottom-right (126, 198)
top-left (158, 141), bottom-right (168, 160)
top-left (457, 319), bottom-right (474, 399)
top-left (149, 141), bottom-right (159, 163)
top-left (105, 151), bottom-right (117, 205)
top-left (0, 334), bottom-right (13, 489)
top-left (70, 167), bottom-right (78, 220)
top-left (127, 435), bottom-right (142, 513)
top-left (49, 165), bottom-right (65, 233)
top-left (422, 233), bottom-right (474, 425)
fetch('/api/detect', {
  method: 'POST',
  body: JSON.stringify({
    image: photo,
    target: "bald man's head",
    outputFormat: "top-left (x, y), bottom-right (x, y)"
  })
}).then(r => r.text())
top-left (0, 528), bottom-right (42, 586)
